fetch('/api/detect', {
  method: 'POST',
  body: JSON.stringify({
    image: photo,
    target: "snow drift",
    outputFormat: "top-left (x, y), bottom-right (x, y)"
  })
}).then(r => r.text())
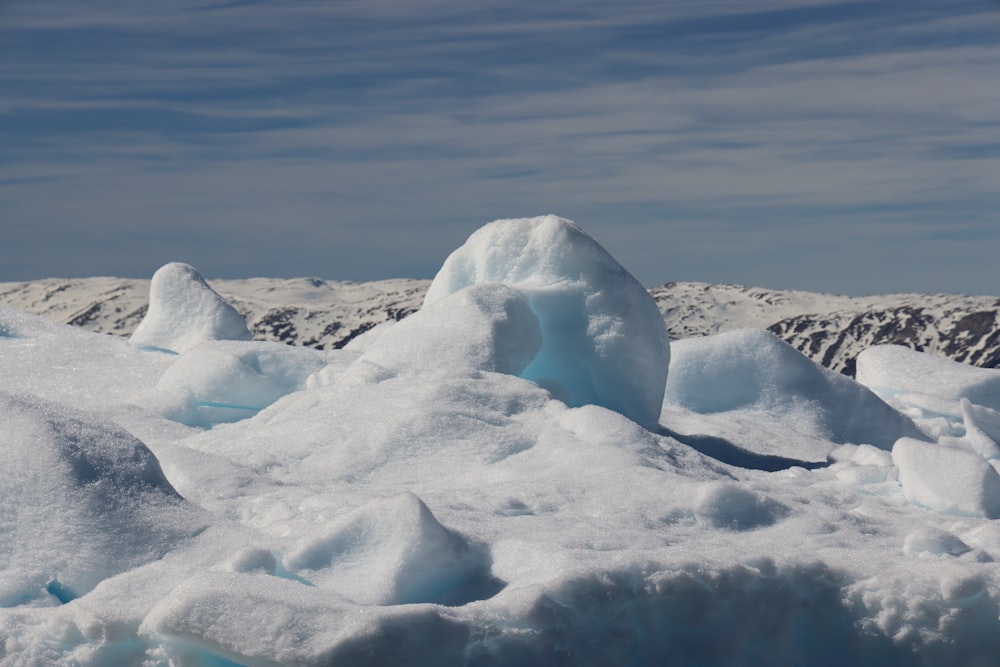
top-left (4, 217), bottom-right (1000, 666)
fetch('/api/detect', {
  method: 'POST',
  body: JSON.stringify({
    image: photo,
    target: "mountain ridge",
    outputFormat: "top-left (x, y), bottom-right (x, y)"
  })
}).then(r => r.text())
top-left (2, 276), bottom-right (997, 375)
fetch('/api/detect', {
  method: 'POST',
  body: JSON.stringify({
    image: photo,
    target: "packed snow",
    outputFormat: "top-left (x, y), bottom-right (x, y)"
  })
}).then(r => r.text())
top-left (3, 215), bottom-right (1000, 665)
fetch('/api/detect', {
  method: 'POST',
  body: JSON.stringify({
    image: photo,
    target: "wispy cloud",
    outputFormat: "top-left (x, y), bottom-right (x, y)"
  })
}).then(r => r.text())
top-left (1, 0), bottom-right (998, 294)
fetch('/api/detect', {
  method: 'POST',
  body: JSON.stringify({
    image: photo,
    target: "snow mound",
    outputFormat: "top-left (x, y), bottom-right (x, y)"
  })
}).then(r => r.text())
top-left (130, 262), bottom-right (251, 354)
top-left (0, 392), bottom-right (204, 607)
top-left (892, 437), bottom-right (1000, 518)
top-left (284, 492), bottom-right (502, 606)
top-left (856, 344), bottom-right (1000, 414)
top-left (694, 482), bottom-right (789, 530)
top-left (424, 215), bottom-right (670, 429)
top-left (665, 329), bottom-right (920, 449)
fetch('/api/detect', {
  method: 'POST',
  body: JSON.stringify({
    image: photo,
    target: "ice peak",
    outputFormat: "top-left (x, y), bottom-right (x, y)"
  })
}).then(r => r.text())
top-left (425, 216), bottom-right (670, 429)
top-left (130, 262), bottom-right (251, 354)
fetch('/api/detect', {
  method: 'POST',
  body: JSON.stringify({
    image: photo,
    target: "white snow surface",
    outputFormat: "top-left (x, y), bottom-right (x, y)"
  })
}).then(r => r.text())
top-left (3, 218), bottom-right (1000, 666)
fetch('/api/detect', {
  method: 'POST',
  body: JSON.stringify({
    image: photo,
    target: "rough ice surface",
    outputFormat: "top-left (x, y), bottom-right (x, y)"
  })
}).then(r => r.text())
top-left (424, 215), bottom-right (670, 429)
top-left (5, 218), bottom-right (1000, 665)
top-left (130, 262), bottom-right (251, 354)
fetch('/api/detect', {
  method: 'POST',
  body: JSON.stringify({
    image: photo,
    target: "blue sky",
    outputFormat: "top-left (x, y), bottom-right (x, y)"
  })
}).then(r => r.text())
top-left (2, 0), bottom-right (998, 295)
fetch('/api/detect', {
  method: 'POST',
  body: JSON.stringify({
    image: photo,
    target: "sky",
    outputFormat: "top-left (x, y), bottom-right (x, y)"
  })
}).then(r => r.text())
top-left (1, 0), bottom-right (999, 296)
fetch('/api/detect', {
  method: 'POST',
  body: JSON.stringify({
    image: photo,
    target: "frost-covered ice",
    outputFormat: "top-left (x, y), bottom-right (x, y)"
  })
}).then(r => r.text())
top-left (4, 217), bottom-right (1000, 666)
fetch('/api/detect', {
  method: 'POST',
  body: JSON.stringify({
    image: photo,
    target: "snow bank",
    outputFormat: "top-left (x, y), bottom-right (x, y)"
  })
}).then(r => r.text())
top-left (424, 215), bottom-right (669, 429)
top-left (130, 262), bottom-right (251, 354)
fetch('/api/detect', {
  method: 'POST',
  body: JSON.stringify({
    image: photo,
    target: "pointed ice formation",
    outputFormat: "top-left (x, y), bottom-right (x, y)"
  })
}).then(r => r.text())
top-left (424, 215), bottom-right (670, 429)
top-left (130, 262), bottom-right (251, 354)
top-left (284, 492), bottom-right (501, 606)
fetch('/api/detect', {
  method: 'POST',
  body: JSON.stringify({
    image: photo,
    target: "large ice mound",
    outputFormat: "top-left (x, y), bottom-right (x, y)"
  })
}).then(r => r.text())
top-left (424, 215), bottom-right (670, 429)
top-left (664, 329), bottom-right (921, 450)
top-left (0, 392), bottom-right (204, 607)
top-left (130, 262), bottom-right (251, 354)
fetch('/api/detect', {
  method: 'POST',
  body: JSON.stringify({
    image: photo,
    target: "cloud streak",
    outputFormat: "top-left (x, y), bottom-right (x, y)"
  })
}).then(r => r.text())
top-left (1, 0), bottom-right (998, 294)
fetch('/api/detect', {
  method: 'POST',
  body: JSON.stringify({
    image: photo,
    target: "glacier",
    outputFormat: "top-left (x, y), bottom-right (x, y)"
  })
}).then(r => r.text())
top-left (2, 216), bottom-right (1000, 666)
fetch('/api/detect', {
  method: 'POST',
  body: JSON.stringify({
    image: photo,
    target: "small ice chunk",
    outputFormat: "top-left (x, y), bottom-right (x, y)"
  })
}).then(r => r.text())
top-left (227, 548), bottom-right (279, 575)
top-left (939, 574), bottom-right (986, 607)
top-left (892, 437), bottom-right (1000, 518)
top-left (961, 399), bottom-right (1000, 459)
top-left (424, 215), bottom-right (670, 429)
top-left (130, 262), bottom-right (251, 354)
top-left (903, 527), bottom-right (971, 558)
top-left (136, 340), bottom-right (324, 427)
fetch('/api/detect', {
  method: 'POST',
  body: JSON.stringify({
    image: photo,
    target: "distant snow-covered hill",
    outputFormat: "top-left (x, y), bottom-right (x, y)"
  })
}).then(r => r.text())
top-left (2, 276), bottom-right (997, 374)
top-left (649, 282), bottom-right (1000, 374)
top-left (0, 276), bottom-right (428, 351)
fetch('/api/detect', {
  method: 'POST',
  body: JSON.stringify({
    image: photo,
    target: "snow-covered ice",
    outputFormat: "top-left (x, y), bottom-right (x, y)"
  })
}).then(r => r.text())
top-left (3, 217), bottom-right (1000, 665)
top-left (424, 215), bottom-right (670, 430)
top-left (130, 262), bottom-right (251, 354)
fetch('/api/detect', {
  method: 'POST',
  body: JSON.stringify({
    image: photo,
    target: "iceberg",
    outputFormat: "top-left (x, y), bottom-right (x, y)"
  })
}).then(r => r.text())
top-left (424, 215), bottom-right (670, 430)
top-left (3, 218), bottom-right (1000, 665)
